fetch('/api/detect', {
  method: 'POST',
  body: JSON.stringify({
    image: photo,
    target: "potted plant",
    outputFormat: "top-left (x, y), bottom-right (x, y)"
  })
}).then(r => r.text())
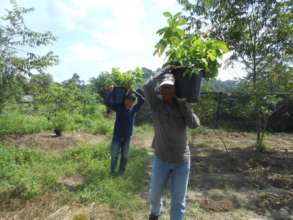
top-left (109, 67), bottom-right (144, 104)
top-left (165, 65), bottom-right (204, 102)
top-left (154, 12), bottom-right (229, 102)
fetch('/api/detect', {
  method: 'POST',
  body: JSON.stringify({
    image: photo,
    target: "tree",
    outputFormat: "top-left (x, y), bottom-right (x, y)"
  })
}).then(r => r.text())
top-left (29, 73), bottom-right (53, 93)
top-left (89, 72), bottom-right (112, 103)
top-left (63, 73), bottom-right (97, 116)
top-left (0, 1), bottom-right (58, 112)
top-left (178, 0), bottom-right (293, 151)
top-left (62, 73), bottom-right (84, 89)
top-left (39, 83), bottom-right (77, 136)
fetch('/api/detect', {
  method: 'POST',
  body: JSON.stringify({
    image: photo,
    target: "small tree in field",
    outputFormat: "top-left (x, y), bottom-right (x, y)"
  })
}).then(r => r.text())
top-left (63, 73), bottom-right (97, 116)
top-left (40, 84), bottom-right (78, 136)
top-left (178, 0), bottom-right (293, 151)
top-left (0, 1), bottom-right (58, 112)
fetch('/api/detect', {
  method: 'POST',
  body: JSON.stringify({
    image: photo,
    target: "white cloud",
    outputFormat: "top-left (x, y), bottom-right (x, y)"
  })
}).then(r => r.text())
top-left (152, 0), bottom-right (180, 13)
top-left (52, 0), bottom-right (146, 53)
top-left (217, 52), bottom-right (247, 80)
top-left (110, 56), bottom-right (163, 71)
top-left (218, 64), bottom-right (247, 81)
top-left (68, 43), bottom-right (109, 61)
top-left (94, 0), bottom-right (145, 54)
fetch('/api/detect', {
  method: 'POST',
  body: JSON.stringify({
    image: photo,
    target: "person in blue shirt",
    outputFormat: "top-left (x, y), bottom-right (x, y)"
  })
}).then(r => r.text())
top-left (105, 88), bottom-right (145, 175)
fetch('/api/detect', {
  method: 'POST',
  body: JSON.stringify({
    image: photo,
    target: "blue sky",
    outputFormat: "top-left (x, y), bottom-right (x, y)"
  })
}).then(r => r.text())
top-left (1, 0), bottom-right (246, 82)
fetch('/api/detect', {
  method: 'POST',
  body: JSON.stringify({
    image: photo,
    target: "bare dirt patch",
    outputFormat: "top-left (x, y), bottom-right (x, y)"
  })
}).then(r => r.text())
top-left (0, 192), bottom-right (115, 220)
top-left (46, 203), bottom-right (115, 220)
top-left (187, 131), bottom-right (293, 220)
top-left (0, 131), bottom-right (107, 154)
top-left (58, 175), bottom-right (85, 189)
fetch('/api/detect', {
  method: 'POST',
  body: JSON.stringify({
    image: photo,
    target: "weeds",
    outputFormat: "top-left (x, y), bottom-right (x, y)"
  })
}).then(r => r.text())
top-left (0, 143), bottom-right (149, 214)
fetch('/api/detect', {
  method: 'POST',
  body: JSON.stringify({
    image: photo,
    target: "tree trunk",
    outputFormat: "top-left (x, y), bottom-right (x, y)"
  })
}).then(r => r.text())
top-left (252, 33), bottom-right (265, 152)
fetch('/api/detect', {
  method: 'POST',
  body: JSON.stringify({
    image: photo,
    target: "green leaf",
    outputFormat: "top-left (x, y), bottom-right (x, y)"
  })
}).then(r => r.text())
top-left (163, 11), bottom-right (172, 18)
top-left (178, 18), bottom-right (187, 26)
top-left (215, 41), bottom-right (229, 53)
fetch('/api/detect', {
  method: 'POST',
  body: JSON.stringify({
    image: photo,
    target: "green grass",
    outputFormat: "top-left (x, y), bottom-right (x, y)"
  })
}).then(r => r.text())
top-left (0, 143), bottom-right (149, 214)
top-left (0, 112), bottom-right (51, 136)
top-left (0, 104), bottom-right (114, 136)
top-left (134, 123), bottom-right (153, 134)
top-left (0, 145), bottom-right (60, 201)
top-left (63, 105), bottom-right (114, 135)
top-left (81, 117), bottom-right (113, 135)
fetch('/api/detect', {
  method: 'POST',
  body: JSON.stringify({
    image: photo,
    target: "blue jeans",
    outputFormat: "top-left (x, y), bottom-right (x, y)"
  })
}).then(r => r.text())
top-left (149, 156), bottom-right (190, 220)
top-left (110, 135), bottom-right (130, 174)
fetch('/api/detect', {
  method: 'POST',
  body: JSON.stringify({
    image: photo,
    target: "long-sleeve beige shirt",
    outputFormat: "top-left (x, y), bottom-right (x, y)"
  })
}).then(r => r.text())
top-left (143, 72), bottom-right (200, 163)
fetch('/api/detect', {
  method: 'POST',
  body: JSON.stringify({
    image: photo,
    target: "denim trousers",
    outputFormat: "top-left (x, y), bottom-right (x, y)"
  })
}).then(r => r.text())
top-left (110, 135), bottom-right (130, 173)
top-left (149, 156), bottom-right (190, 220)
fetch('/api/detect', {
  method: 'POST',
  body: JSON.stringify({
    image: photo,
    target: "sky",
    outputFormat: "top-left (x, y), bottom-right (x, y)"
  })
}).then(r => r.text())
top-left (1, 0), bottom-right (246, 82)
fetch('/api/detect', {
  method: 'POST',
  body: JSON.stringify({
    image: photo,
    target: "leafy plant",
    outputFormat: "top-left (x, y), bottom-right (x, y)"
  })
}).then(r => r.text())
top-left (109, 67), bottom-right (144, 89)
top-left (154, 12), bottom-right (229, 79)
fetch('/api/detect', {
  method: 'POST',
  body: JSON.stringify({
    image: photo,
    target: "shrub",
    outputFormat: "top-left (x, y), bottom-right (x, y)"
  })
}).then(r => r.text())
top-left (49, 112), bottom-right (74, 136)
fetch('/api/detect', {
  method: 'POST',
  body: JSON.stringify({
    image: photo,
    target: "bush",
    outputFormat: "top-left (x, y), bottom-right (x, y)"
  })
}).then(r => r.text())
top-left (49, 112), bottom-right (75, 136)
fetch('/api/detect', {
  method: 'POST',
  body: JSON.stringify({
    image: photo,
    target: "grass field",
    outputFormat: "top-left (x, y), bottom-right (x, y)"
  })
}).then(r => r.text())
top-left (0, 114), bottom-right (292, 219)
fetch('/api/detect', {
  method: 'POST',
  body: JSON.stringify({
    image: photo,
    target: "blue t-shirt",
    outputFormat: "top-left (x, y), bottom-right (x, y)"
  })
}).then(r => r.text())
top-left (105, 91), bottom-right (144, 138)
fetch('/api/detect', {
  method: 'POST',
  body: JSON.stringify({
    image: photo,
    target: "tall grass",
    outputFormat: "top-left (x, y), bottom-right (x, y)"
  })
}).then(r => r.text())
top-left (0, 112), bottom-right (51, 135)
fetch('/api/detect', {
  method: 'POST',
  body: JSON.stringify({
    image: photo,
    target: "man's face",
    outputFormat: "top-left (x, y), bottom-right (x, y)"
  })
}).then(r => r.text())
top-left (160, 85), bottom-right (175, 103)
top-left (124, 98), bottom-right (135, 109)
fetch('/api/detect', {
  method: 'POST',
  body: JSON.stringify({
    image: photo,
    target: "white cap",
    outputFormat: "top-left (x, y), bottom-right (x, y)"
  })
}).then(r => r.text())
top-left (159, 79), bottom-right (175, 87)
top-left (159, 73), bottom-right (175, 87)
